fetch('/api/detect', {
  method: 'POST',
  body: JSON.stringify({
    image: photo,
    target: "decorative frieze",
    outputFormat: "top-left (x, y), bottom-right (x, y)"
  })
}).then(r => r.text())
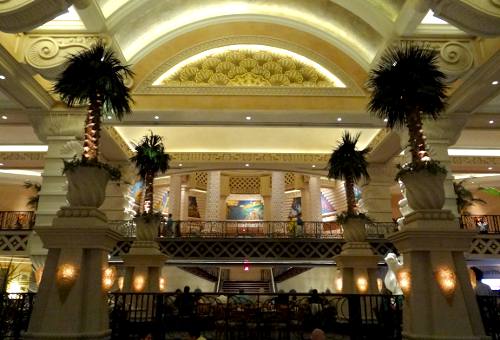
top-left (170, 152), bottom-right (330, 164)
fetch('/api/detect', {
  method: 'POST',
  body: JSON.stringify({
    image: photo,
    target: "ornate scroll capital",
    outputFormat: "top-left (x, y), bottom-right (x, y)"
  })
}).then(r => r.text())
top-left (28, 112), bottom-right (85, 141)
top-left (23, 34), bottom-right (109, 80)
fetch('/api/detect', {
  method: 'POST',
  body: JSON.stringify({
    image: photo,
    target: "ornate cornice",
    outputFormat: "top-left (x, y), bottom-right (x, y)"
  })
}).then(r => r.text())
top-left (0, 152), bottom-right (45, 161)
top-left (103, 126), bottom-right (134, 158)
top-left (28, 112), bottom-right (85, 141)
top-left (23, 34), bottom-right (109, 80)
top-left (134, 36), bottom-right (364, 97)
top-left (169, 152), bottom-right (331, 164)
top-left (450, 156), bottom-right (500, 166)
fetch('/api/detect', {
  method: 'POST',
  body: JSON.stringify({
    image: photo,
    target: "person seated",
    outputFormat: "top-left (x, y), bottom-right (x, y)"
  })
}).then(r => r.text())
top-left (309, 289), bottom-right (323, 315)
top-left (311, 328), bottom-right (326, 340)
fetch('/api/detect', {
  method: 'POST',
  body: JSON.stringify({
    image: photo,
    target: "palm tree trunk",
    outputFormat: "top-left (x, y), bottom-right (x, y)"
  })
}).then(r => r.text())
top-left (144, 171), bottom-right (154, 213)
top-left (345, 176), bottom-right (356, 215)
top-left (82, 94), bottom-right (102, 161)
top-left (406, 109), bottom-right (428, 163)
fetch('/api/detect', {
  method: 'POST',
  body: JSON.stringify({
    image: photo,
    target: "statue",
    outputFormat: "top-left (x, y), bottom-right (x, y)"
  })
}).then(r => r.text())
top-left (397, 181), bottom-right (413, 230)
top-left (384, 252), bottom-right (404, 295)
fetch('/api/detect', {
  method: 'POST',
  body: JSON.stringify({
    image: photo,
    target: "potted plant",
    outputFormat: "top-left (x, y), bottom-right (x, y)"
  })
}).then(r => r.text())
top-left (129, 131), bottom-right (170, 241)
top-left (328, 132), bottom-right (371, 242)
top-left (367, 43), bottom-right (448, 210)
top-left (53, 41), bottom-right (134, 207)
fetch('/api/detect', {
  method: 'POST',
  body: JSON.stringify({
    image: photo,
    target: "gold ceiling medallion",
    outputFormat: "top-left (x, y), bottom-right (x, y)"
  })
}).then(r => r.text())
top-left (153, 45), bottom-right (345, 88)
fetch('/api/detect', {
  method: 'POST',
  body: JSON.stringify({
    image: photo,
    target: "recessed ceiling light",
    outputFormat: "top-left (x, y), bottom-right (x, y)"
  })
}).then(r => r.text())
top-left (0, 163), bottom-right (3, 166)
top-left (245, 163), bottom-right (250, 167)
top-left (178, 163), bottom-right (183, 167)
top-left (492, 80), bottom-right (499, 85)
top-left (488, 167), bottom-right (493, 170)
top-left (384, 118), bottom-right (388, 122)
top-left (1, 115), bottom-right (7, 120)
top-left (245, 116), bottom-right (252, 120)
top-left (107, 115), bottom-right (112, 120)
top-left (0, 75), bottom-right (5, 80)
top-left (489, 120), bottom-right (494, 124)
top-left (337, 117), bottom-right (342, 122)
top-left (154, 115), bottom-right (160, 120)
top-left (312, 165), bottom-right (316, 168)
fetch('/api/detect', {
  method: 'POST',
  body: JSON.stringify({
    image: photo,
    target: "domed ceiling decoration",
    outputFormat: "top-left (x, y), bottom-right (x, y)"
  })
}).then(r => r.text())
top-left (136, 41), bottom-right (363, 96)
top-left (154, 45), bottom-right (346, 88)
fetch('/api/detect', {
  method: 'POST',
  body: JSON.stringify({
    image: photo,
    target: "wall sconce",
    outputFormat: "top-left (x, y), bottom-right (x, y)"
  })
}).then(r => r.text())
top-left (35, 266), bottom-right (44, 286)
top-left (56, 263), bottom-right (78, 289)
top-left (397, 269), bottom-right (411, 295)
top-left (468, 268), bottom-right (477, 289)
top-left (118, 276), bottom-right (124, 291)
top-left (159, 277), bottom-right (166, 291)
top-left (356, 277), bottom-right (368, 293)
top-left (377, 278), bottom-right (383, 293)
top-left (102, 266), bottom-right (117, 291)
top-left (335, 277), bottom-right (343, 292)
top-left (133, 275), bottom-right (145, 292)
top-left (435, 267), bottom-right (457, 302)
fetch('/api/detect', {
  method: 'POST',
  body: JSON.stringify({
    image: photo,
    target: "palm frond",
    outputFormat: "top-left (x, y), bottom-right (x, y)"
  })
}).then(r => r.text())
top-left (453, 179), bottom-right (486, 214)
top-left (327, 131), bottom-right (371, 183)
top-left (53, 41), bottom-right (134, 120)
top-left (130, 131), bottom-right (171, 180)
top-left (367, 42), bottom-right (448, 128)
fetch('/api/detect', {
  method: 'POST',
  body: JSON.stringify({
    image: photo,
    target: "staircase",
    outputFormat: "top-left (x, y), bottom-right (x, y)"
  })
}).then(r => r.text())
top-left (220, 281), bottom-right (271, 293)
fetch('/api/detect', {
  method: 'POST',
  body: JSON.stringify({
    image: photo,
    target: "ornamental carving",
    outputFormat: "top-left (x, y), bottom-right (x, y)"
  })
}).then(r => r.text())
top-left (402, 39), bottom-right (474, 83)
top-left (135, 36), bottom-right (363, 97)
top-left (161, 49), bottom-right (337, 88)
top-left (28, 112), bottom-right (85, 141)
top-left (169, 153), bottom-right (331, 164)
top-left (24, 35), bottom-right (109, 80)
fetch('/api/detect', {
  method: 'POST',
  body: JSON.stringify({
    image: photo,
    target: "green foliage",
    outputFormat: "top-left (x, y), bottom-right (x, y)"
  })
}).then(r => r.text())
top-left (481, 187), bottom-right (500, 196)
top-left (53, 41), bottom-right (134, 120)
top-left (336, 211), bottom-right (372, 225)
top-left (62, 156), bottom-right (121, 181)
top-left (395, 159), bottom-right (447, 181)
top-left (327, 132), bottom-right (371, 183)
top-left (366, 42), bottom-right (448, 128)
top-left (453, 179), bottom-right (486, 215)
top-left (129, 131), bottom-right (170, 181)
top-left (23, 181), bottom-right (41, 210)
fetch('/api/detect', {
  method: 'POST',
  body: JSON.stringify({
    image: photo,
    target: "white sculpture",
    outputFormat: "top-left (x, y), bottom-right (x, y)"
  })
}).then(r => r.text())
top-left (384, 252), bottom-right (404, 295)
top-left (60, 140), bottom-right (84, 158)
top-left (397, 181), bottom-right (414, 230)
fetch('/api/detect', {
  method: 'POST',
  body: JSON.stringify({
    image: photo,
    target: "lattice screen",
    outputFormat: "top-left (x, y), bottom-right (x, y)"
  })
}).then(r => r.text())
top-left (194, 172), bottom-right (207, 189)
top-left (285, 172), bottom-right (295, 190)
top-left (229, 176), bottom-right (260, 194)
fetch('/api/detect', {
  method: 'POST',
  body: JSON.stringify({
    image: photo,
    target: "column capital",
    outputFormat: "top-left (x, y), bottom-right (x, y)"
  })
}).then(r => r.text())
top-left (28, 112), bottom-right (85, 142)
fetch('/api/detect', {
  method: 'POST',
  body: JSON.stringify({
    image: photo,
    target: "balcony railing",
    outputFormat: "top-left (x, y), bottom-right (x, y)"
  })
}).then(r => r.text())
top-left (0, 211), bottom-right (35, 230)
top-left (460, 215), bottom-right (500, 234)
top-left (113, 220), bottom-right (398, 240)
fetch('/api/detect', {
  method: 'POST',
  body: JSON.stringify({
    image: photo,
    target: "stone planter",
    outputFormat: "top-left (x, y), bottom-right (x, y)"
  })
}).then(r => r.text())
top-left (134, 214), bottom-right (162, 242)
top-left (342, 217), bottom-right (367, 242)
top-left (400, 170), bottom-right (446, 211)
top-left (65, 166), bottom-right (110, 208)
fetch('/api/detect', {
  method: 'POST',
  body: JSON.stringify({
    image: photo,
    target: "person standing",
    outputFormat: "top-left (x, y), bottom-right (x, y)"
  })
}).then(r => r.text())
top-left (166, 213), bottom-right (174, 237)
top-left (471, 267), bottom-right (493, 295)
top-left (296, 213), bottom-right (304, 237)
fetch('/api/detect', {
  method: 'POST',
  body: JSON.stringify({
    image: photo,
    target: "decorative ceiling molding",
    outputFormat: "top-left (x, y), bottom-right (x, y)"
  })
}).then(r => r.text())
top-left (169, 152), bottom-right (331, 164)
top-left (103, 126), bottom-right (134, 158)
top-left (0, 0), bottom-right (78, 33)
top-left (0, 152), bottom-right (45, 162)
top-left (134, 36), bottom-right (365, 97)
top-left (430, 0), bottom-right (500, 36)
top-left (401, 38), bottom-right (475, 83)
top-left (23, 34), bottom-right (110, 80)
top-left (28, 112), bottom-right (85, 141)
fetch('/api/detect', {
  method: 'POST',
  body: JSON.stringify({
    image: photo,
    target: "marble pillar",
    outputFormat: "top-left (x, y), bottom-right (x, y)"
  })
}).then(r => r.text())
top-left (308, 176), bottom-right (322, 221)
top-left (361, 163), bottom-right (394, 222)
top-left (332, 182), bottom-right (348, 213)
top-left (271, 172), bottom-right (285, 221)
top-left (169, 175), bottom-right (182, 220)
top-left (205, 171), bottom-right (221, 221)
top-left (180, 186), bottom-right (188, 220)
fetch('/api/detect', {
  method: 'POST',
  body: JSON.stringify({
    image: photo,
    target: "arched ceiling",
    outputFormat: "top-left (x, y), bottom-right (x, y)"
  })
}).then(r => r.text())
top-left (102, 0), bottom-right (392, 67)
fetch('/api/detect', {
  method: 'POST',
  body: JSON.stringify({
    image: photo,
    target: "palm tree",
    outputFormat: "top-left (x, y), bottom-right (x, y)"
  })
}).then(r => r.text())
top-left (367, 43), bottom-right (447, 164)
top-left (23, 181), bottom-right (41, 210)
top-left (328, 132), bottom-right (370, 216)
top-left (453, 179), bottom-right (485, 215)
top-left (53, 41), bottom-right (134, 161)
top-left (130, 132), bottom-right (170, 213)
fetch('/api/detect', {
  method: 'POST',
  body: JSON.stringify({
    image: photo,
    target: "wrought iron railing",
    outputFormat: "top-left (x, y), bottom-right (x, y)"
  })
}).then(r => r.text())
top-left (0, 292), bottom-right (36, 339)
top-left (108, 292), bottom-right (403, 339)
top-left (461, 215), bottom-right (500, 234)
top-left (112, 220), bottom-right (398, 239)
top-left (477, 296), bottom-right (500, 339)
top-left (0, 211), bottom-right (35, 230)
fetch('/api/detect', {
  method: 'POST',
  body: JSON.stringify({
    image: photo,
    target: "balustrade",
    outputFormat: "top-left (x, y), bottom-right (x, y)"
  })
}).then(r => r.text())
top-left (0, 211), bottom-right (35, 230)
top-left (461, 215), bottom-right (500, 234)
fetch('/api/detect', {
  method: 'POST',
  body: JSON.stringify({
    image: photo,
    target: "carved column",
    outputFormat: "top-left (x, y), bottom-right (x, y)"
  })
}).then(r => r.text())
top-left (168, 175), bottom-right (182, 220)
top-left (300, 186), bottom-right (310, 221)
top-left (205, 171), bottom-right (221, 221)
top-left (180, 186), bottom-right (188, 220)
top-left (29, 113), bottom-right (84, 227)
top-left (271, 172), bottom-right (285, 221)
top-left (101, 162), bottom-right (134, 221)
top-left (260, 175), bottom-right (272, 221)
top-left (361, 163), bottom-right (394, 222)
top-left (308, 175), bottom-right (322, 221)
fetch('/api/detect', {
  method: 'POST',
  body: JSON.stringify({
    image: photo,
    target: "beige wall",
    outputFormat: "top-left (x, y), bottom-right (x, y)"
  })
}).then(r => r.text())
top-left (0, 184), bottom-right (34, 211)
top-left (466, 190), bottom-right (500, 215)
top-left (226, 266), bottom-right (265, 281)
top-left (162, 266), bottom-right (216, 292)
top-left (277, 267), bottom-right (340, 293)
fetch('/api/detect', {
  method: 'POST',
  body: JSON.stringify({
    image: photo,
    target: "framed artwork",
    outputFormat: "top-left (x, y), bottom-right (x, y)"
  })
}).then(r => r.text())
top-left (226, 200), bottom-right (264, 220)
top-left (188, 196), bottom-right (201, 218)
